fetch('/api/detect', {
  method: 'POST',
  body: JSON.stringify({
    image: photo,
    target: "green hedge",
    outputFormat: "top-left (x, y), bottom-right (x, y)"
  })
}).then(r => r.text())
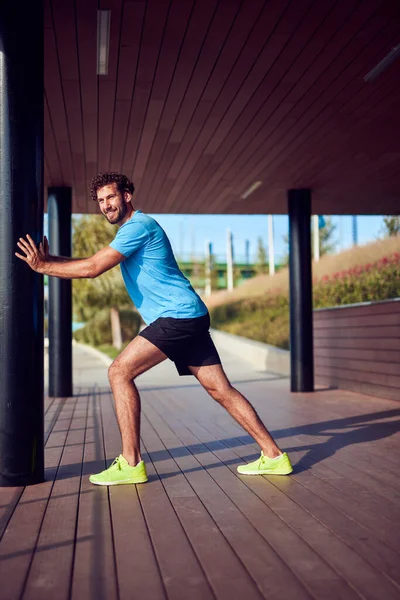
top-left (210, 295), bottom-right (290, 349)
top-left (210, 253), bottom-right (400, 349)
top-left (313, 253), bottom-right (400, 307)
top-left (73, 308), bottom-right (142, 348)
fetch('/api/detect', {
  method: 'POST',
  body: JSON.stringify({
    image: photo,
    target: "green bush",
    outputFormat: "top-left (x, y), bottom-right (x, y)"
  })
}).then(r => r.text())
top-left (73, 308), bottom-right (142, 348)
top-left (211, 295), bottom-right (290, 349)
top-left (96, 342), bottom-right (131, 360)
top-left (210, 253), bottom-right (400, 349)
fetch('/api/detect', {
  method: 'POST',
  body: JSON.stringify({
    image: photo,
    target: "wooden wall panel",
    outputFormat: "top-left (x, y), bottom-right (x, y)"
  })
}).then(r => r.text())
top-left (159, 0), bottom-right (266, 212)
top-left (51, 0), bottom-right (85, 211)
top-left (171, 1), bottom-right (308, 213)
top-left (110, 1), bottom-right (146, 173)
top-left (145, 0), bottom-right (240, 211)
top-left (186, 1), bottom-right (343, 212)
top-left (208, 2), bottom-right (398, 213)
top-left (314, 301), bottom-right (400, 319)
top-left (121, 1), bottom-right (171, 180)
top-left (44, 96), bottom-right (62, 186)
top-left (97, 0), bottom-right (123, 176)
top-left (44, 17), bottom-right (74, 187)
top-left (177, 0), bottom-right (366, 212)
top-left (314, 300), bottom-right (400, 401)
top-left (133, 0), bottom-right (195, 187)
top-left (43, 0), bottom-right (400, 214)
top-left (141, 0), bottom-right (219, 211)
top-left (75, 0), bottom-right (98, 213)
top-left (217, 4), bottom-right (398, 211)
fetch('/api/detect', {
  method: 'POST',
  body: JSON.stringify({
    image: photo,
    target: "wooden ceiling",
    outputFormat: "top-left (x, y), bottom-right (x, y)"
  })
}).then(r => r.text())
top-left (44, 0), bottom-right (400, 215)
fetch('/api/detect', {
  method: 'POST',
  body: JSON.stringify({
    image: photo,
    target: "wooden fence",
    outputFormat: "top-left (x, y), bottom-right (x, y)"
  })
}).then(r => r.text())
top-left (313, 299), bottom-right (400, 400)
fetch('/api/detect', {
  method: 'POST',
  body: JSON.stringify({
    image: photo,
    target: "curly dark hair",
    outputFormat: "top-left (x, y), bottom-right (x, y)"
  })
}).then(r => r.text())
top-left (89, 172), bottom-right (135, 201)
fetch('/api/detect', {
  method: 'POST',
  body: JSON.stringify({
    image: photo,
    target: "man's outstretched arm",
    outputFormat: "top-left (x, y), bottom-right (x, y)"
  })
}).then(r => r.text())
top-left (38, 235), bottom-right (84, 265)
top-left (16, 234), bottom-right (124, 278)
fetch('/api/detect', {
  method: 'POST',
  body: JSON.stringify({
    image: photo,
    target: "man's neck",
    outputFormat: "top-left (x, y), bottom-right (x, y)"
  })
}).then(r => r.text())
top-left (118, 205), bottom-right (135, 227)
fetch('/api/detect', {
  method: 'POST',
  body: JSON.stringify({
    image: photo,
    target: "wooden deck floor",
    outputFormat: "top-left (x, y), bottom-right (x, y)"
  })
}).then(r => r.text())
top-left (1, 368), bottom-right (400, 600)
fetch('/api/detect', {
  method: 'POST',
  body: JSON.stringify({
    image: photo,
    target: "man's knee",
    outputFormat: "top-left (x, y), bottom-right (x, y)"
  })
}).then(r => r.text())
top-left (205, 381), bottom-right (233, 405)
top-left (108, 358), bottom-right (136, 384)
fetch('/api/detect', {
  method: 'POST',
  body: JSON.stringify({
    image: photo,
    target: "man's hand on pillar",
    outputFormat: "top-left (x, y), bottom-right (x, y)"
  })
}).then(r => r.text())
top-left (15, 234), bottom-right (48, 273)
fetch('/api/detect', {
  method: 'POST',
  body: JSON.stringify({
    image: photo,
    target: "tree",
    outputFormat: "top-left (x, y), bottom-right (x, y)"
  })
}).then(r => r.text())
top-left (282, 216), bottom-right (337, 263)
top-left (72, 215), bottom-right (131, 348)
top-left (314, 216), bottom-right (337, 257)
top-left (381, 216), bottom-right (400, 237)
top-left (256, 237), bottom-right (268, 274)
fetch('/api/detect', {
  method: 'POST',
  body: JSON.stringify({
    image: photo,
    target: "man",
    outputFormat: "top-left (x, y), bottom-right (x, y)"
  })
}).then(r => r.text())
top-left (16, 172), bottom-right (292, 484)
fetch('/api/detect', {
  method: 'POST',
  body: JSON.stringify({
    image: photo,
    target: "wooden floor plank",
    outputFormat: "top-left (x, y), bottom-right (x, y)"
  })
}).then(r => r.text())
top-left (0, 488), bottom-right (24, 541)
top-left (138, 435), bottom-right (217, 600)
top-left (99, 391), bottom-right (167, 600)
top-left (198, 387), bottom-right (400, 552)
top-left (282, 441), bottom-right (400, 523)
top-left (143, 396), bottom-right (316, 600)
top-left (0, 397), bottom-right (77, 600)
top-left (3, 346), bottom-right (400, 600)
top-left (44, 396), bottom-right (54, 415)
top-left (241, 394), bottom-right (400, 519)
top-left (299, 452), bottom-right (400, 516)
top-left (22, 392), bottom-right (90, 600)
top-left (207, 408), bottom-right (400, 599)
top-left (177, 378), bottom-right (400, 496)
top-left (288, 431), bottom-right (400, 505)
top-left (255, 401), bottom-right (400, 507)
top-left (254, 382), bottom-right (400, 479)
top-left (223, 384), bottom-right (400, 529)
top-left (272, 468), bottom-right (400, 582)
top-left (144, 391), bottom-right (361, 600)
top-left (290, 458), bottom-right (400, 552)
top-left (111, 385), bottom-right (220, 600)
top-left (151, 387), bottom-right (400, 600)
top-left (141, 409), bottom-right (266, 600)
top-left (44, 397), bottom-right (65, 445)
top-left (70, 390), bottom-right (118, 600)
top-left (189, 382), bottom-right (400, 508)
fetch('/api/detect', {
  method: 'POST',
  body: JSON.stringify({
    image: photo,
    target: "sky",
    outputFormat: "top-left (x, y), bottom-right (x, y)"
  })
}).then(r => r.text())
top-left (147, 214), bottom-right (386, 264)
top-left (44, 213), bottom-right (387, 265)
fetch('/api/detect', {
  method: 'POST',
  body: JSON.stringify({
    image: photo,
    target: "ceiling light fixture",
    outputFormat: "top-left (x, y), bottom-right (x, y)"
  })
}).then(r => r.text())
top-left (97, 10), bottom-right (111, 75)
top-left (241, 181), bottom-right (262, 199)
top-left (364, 43), bottom-right (400, 83)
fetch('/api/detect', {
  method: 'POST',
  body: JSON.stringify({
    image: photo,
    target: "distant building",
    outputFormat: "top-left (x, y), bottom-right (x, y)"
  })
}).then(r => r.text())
top-left (178, 260), bottom-right (279, 293)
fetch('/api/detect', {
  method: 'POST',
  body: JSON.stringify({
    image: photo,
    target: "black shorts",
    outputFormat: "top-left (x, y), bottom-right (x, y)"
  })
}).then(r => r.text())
top-left (139, 312), bottom-right (221, 376)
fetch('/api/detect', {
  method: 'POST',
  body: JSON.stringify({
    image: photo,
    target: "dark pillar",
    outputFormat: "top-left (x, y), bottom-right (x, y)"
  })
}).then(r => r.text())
top-left (288, 189), bottom-right (314, 392)
top-left (48, 189), bottom-right (73, 398)
top-left (0, 2), bottom-right (44, 485)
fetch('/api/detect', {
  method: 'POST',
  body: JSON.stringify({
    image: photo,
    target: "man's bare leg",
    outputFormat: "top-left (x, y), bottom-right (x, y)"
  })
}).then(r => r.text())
top-left (189, 364), bottom-right (281, 458)
top-left (108, 336), bottom-right (168, 466)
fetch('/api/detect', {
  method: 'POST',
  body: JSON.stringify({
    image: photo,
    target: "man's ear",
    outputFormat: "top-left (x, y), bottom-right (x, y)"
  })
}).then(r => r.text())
top-left (123, 191), bottom-right (132, 203)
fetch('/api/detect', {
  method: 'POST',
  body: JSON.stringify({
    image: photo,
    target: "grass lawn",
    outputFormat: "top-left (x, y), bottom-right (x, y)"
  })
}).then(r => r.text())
top-left (96, 342), bottom-right (130, 360)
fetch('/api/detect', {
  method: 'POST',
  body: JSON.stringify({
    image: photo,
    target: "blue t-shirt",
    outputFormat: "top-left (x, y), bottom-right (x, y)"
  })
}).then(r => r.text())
top-left (109, 210), bottom-right (208, 325)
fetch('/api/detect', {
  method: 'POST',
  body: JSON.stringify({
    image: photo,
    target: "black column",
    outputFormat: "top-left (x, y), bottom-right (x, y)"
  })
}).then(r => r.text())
top-left (48, 188), bottom-right (73, 398)
top-left (0, 2), bottom-right (44, 485)
top-left (288, 189), bottom-right (314, 392)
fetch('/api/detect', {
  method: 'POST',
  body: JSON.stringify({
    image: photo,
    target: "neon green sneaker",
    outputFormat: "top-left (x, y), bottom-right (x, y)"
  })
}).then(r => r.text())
top-left (237, 451), bottom-right (293, 476)
top-left (89, 455), bottom-right (148, 485)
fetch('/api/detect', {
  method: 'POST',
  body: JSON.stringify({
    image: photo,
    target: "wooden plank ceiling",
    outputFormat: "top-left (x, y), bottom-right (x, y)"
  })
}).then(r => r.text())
top-left (44, 0), bottom-right (400, 215)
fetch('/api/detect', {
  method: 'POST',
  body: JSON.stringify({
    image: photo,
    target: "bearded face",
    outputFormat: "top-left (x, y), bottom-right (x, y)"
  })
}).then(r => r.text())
top-left (97, 183), bottom-right (131, 225)
top-left (103, 200), bottom-right (128, 224)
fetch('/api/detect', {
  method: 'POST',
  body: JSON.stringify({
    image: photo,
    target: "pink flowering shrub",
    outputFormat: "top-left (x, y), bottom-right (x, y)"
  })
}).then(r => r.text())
top-left (313, 252), bottom-right (400, 308)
